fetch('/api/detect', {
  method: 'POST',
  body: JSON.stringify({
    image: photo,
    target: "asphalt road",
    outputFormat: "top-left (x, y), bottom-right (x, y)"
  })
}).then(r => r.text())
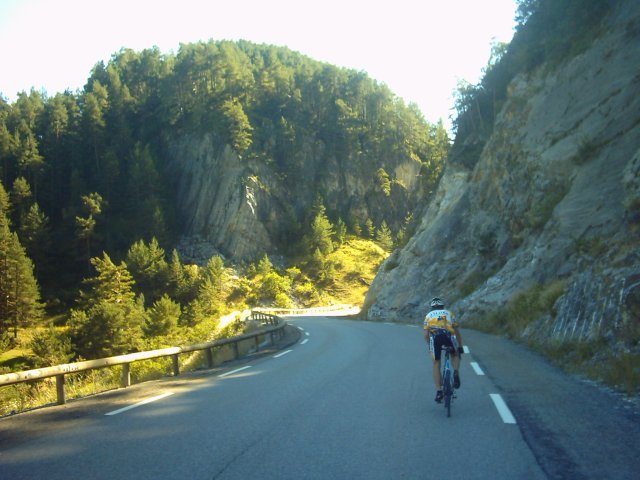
top-left (0, 317), bottom-right (636, 479)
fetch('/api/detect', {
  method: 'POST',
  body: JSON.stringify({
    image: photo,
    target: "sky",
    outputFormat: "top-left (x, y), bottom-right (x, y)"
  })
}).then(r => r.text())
top-left (0, 0), bottom-right (517, 129)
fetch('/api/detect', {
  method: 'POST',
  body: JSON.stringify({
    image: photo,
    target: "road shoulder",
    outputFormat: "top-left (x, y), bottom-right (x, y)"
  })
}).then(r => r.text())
top-left (463, 328), bottom-right (640, 480)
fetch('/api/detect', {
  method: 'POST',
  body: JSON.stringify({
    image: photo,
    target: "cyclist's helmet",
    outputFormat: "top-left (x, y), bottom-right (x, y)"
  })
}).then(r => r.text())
top-left (430, 297), bottom-right (446, 308)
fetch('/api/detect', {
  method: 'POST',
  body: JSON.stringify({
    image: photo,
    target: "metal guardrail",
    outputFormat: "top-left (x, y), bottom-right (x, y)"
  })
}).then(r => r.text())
top-left (0, 311), bottom-right (285, 406)
top-left (254, 304), bottom-right (360, 316)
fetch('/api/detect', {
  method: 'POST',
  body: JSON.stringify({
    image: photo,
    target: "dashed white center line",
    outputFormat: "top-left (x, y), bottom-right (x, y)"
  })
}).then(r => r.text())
top-left (274, 349), bottom-right (292, 358)
top-left (105, 392), bottom-right (174, 416)
top-left (301, 339), bottom-right (309, 345)
top-left (490, 394), bottom-right (517, 424)
top-left (470, 362), bottom-right (485, 375)
top-left (305, 332), bottom-right (310, 336)
top-left (219, 366), bottom-right (252, 378)
top-left (463, 345), bottom-right (470, 354)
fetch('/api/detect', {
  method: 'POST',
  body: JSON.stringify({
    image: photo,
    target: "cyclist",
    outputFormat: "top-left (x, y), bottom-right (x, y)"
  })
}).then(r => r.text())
top-left (423, 297), bottom-right (464, 403)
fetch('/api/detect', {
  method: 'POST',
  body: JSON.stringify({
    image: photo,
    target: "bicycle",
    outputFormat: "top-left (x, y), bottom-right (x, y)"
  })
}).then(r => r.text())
top-left (441, 345), bottom-right (456, 417)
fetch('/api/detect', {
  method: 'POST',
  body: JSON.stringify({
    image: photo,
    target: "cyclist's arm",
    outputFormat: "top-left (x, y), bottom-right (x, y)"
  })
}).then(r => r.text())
top-left (423, 327), bottom-right (431, 343)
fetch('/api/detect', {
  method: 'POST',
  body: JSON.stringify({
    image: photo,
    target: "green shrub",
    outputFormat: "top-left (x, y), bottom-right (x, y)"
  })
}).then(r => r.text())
top-left (475, 279), bottom-right (567, 338)
top-left (543, 340), bottom-right (640, 396)
top-left (29, 327), bottom-right (73, 367)
top-left (526, 182), bottom-right (569, 230)
top-left (131, 357), bottom-right (174, 383)
top-left (604, 353), bottom-right (640, 395)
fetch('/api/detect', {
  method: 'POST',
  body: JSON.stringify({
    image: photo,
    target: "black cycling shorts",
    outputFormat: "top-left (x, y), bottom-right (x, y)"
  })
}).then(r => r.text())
top-left (429, 329), bottom-right (459, 361)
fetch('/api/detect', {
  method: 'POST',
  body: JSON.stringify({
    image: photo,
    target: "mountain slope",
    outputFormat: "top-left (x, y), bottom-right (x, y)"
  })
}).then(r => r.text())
top-left (365, 0), bottom-right (640, 358)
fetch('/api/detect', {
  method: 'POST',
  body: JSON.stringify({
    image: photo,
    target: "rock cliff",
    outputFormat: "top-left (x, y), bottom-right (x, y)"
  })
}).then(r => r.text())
top-left (167, 132), bottom-right (423, 263)
top-left (364, 0), bottom-right (640, 346)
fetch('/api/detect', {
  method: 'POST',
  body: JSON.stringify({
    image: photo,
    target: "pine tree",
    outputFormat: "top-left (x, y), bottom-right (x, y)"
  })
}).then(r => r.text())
top-left (222, 97), bottom-right (253, 153)
top-left (17, 131), bottom-right (46, 198)
top-left (203, 255), bottom-right (224, 282)
top-left (375, 168), bottom-right (391, 197)
top-left (20, 203), bottom-right (50, 271)
top-left (79, 253), bottom-right (136, 307)
top-left (10, 176), bottom-right (32, 227)
top-left (257, 254), bottom-right (273, 276)
top-left (375, 221), bottom-right (394, 252)
top-left (308, 204), bottom-right (334, 255)
top-left (167, 249), bottom-right (186, 299)
top-left (0, 182), bottom-right (9, 218)
top-left (334, 217), bottom-right (347, 246)
top-left (310, 248), bottom-right (335, 285)
top-left (75, 192), bottom-right (104, 269)
top-left (126, 237), bottom-right (169, 305)
top-left (71, 253), bottom-right (143, 358)
top-left (145, 294), bottom-right (180, 337)
top-left (201, 255), bottom-right (225, 305)
top-left (0, 193), bottom-right (42, 338)
top-left (197, 278), bottom-right (220, 317)
top-left (363, 218), bottom-right (374, 239)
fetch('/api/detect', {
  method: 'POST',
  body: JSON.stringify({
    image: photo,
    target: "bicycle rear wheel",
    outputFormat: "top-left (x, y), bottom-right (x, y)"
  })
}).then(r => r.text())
top-left (443, 369), bottom-right (452, 417)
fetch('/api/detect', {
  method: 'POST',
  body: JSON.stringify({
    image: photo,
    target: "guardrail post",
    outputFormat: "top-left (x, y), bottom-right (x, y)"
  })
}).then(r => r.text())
top-left (122, 363), bottom-right (131, 387)
top-left (233, 341), bottom-right (240, 360)
top-left (172, 354), bottom-right (180, 376)
top-left (254, 336), bottom-right (260, 352)
top-left (206, 348), bottom-right (214, 368)
top-left (56, 374), bottom-right (66, 405)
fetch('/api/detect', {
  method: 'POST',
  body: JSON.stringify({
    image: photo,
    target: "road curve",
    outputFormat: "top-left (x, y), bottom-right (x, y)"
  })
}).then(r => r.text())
top-left (0, 317), bottom-right (546, 479)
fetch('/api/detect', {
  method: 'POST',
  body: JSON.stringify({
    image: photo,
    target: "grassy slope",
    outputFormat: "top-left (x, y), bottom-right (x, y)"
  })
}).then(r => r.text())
top-left (320, 237), bottom-right (389, 308)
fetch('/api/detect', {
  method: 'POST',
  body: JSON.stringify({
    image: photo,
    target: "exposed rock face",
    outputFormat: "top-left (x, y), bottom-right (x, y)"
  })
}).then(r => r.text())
top-left (365, 1), bottom-right (640, 344)
top-left (166, 133), bottom-right (422, 263)
top-left (167, 137), bottom-right (274, 262)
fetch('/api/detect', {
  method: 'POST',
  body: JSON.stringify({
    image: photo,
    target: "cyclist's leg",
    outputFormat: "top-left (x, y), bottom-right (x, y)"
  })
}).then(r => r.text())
top-left (432, 332), bottom-right (445, 401)
top-left (447, 334), bottom-right (462, 388)
top-left (452, 353), bottom-right (461, 371)
top-left (433, 359), bottom-right (442, 390)
top-left (429, 332), bottom-right (442, 389)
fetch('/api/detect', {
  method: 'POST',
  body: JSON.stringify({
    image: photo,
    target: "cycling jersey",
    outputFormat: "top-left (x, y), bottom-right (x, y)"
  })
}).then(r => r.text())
top-left (424, 308), bottom-right (459, 361)
top-left (423, 309), bottom-right (458, 334)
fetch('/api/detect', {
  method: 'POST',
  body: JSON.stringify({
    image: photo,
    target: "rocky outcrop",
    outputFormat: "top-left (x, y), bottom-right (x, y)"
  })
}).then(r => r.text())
top-left (167, 133), bottom-right (423, 263)
top-left (167, 137), bottom-right (275, 262)
top-left (365, 0), bottom-right (640, 345)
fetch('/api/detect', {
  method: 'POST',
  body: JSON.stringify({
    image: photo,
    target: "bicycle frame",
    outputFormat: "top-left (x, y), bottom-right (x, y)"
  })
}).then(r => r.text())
top-left (441, 346), bottom-right (455, 417)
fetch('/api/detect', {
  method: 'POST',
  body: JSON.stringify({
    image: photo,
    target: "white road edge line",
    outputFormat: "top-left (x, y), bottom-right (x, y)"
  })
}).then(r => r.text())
top-left (105, 392), bottom-right (174, 416)
top-left (274, 349), bottom-right (292, 358)
top-left (219, 366), bottom-right (252, 378)
top-left (301, 339), bottom-right (309, 345)
top-left (490, 394), bottom-right (517, 424)
top-left (470, 362), bottom-right (485, 375)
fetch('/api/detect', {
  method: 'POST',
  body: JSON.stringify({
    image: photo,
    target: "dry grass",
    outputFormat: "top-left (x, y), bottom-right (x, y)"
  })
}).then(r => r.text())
top-left (323, 238), bottom-right (388, 307)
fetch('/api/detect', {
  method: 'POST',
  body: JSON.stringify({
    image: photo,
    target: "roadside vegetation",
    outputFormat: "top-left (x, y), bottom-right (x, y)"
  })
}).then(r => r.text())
top-left (467, 280), bottom-right (640, 396)
top-left (1, 39), bottom-right (421, 415)
top-left (0, 203), bottom-right (388, 415)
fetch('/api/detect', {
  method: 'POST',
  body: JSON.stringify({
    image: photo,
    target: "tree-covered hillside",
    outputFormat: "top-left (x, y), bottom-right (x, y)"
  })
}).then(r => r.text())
top-left (0, 40), bottom-right (449, 386)
top-left (0, 41), bottom-right (448, 306)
